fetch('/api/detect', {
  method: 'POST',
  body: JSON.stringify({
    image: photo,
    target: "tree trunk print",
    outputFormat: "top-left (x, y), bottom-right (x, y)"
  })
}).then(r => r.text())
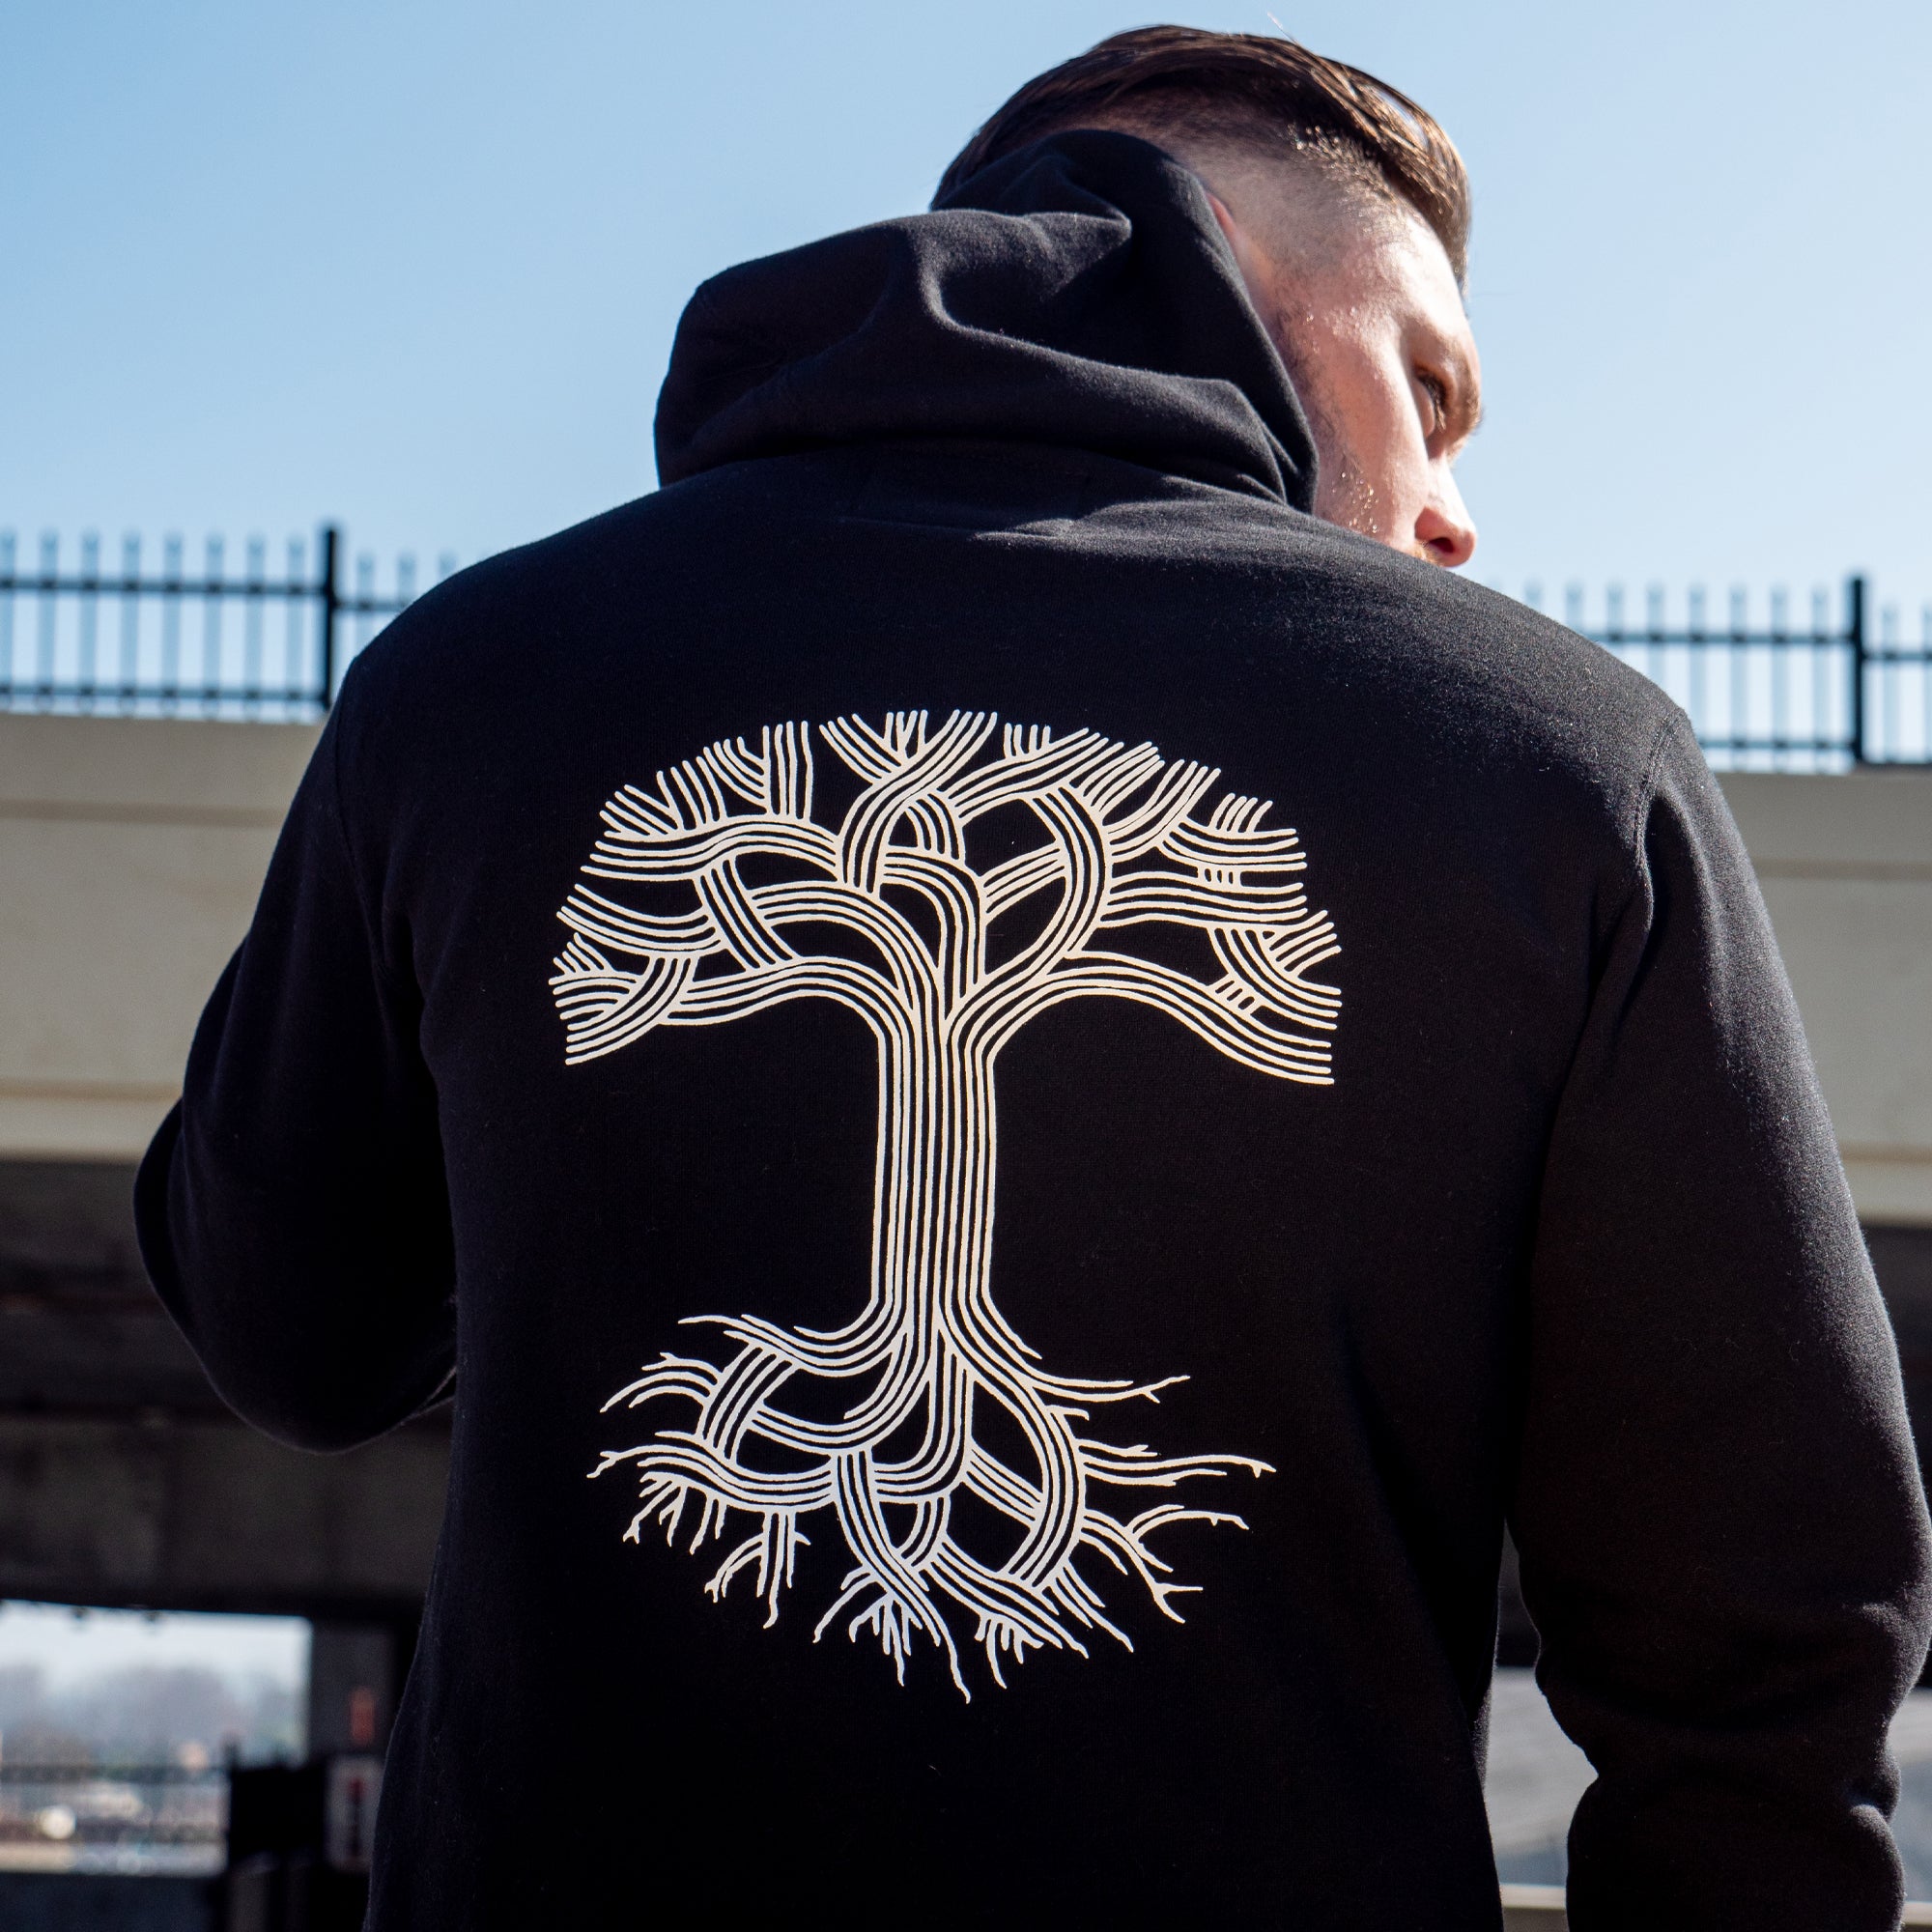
top-left (550, 712), bottom-right (1340, 1696)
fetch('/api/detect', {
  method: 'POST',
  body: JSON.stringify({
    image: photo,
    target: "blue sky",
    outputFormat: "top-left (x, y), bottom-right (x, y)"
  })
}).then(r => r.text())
top-left (4, 1), bottom-right (1927, 619)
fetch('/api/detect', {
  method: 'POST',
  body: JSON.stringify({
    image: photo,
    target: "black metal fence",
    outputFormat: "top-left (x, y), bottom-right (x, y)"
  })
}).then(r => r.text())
top-left (3, 530), bottom-right (1928, 766)
top-left (0, 526), bottom-right (448, 722)
top-left (1516, 575), bottom-right (1932, 771)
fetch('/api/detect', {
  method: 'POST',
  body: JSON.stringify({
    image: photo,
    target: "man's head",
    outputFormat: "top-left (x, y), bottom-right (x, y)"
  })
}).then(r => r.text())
top-left (937, 28), bottom-right (1481, 567)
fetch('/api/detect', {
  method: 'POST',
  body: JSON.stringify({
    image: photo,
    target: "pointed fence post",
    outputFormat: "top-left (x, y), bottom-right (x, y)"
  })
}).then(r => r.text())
top-left (1847, 575), bottom-right (1868, 764)
top-left (318, 524), bottom-right (342, 710)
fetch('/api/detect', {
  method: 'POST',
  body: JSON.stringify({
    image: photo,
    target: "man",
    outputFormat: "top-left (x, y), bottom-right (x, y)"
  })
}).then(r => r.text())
top-left (137, 27), bottom-right (1930, 1928)
top-left (932, 29), bottom-right (1481, 569)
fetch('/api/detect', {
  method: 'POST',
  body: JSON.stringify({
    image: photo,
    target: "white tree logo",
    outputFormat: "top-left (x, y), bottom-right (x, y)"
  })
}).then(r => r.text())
top-left (551, 712), bottom-right (1340, 1696)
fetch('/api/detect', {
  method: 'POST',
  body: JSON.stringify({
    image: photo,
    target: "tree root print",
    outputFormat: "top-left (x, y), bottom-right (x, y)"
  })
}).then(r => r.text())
top-left (551, 713), bottom-right (1340, 1696)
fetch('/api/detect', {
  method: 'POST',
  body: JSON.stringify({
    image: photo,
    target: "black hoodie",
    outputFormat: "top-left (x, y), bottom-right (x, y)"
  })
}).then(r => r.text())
top-left (137, 132), bottom-right (1931, 1929)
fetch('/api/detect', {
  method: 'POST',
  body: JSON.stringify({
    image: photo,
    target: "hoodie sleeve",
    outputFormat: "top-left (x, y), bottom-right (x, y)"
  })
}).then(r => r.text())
top-left (1514, 710), bottom-right (1932, 1928)
top-left (134, 689), bottom-right (455, 1453)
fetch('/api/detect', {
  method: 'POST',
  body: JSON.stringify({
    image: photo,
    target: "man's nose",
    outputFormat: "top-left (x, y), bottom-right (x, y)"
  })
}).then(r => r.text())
top-left (1415, 470), bottom-right (1476, 569)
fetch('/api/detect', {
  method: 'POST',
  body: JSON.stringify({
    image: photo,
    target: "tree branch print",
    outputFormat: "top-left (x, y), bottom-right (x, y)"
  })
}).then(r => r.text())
top-left (551, 712), bottom-right (1340, 1696)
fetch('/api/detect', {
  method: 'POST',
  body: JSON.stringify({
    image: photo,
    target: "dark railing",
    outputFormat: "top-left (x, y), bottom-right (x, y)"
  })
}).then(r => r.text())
top-left (1525, 575), bottom-right (1932, 771)
top-left (0, 526), bottom-right (450, 722)
top-left (4, 532), bottom-right (1928, 767)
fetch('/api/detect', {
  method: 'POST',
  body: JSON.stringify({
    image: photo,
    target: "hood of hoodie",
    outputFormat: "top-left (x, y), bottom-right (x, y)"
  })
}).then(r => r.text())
top-left (653, 129), bottom-right (1318, 511)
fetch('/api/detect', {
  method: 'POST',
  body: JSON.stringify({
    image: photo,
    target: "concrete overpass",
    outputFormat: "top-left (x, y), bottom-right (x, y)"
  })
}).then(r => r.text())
top-left (2, 709), bottom-right (1928, 1704)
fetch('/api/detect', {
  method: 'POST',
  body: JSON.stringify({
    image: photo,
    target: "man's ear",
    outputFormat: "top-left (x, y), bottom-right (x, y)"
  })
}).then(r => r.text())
top-left (1205, 188), bottom-right (1275, 313)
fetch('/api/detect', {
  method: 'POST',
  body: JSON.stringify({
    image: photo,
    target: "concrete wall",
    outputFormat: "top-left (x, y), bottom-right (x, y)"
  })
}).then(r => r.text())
top-left (0, 712), bottom-right (318, 1160)
top-left (3, 710), bottom-right (1929, 1220)
top-left (0, 1156), bottom-right (448, 1618)
top-left (0, 1414), bottom-right (446, 1613)
top-left (1723, 771), bottom-right (1932, 1225)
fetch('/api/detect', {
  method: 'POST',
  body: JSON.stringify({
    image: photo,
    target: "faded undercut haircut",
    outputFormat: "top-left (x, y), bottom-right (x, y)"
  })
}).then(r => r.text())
top-left (935, 26), bottom-right (1470, 288)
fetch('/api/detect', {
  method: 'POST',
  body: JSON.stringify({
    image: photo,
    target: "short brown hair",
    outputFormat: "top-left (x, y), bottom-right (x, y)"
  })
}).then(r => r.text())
top-left (935, 26), bottom-right (1470, 286)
